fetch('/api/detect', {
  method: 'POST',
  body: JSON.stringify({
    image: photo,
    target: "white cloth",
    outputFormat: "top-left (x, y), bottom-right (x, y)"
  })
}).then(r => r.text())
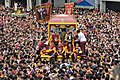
top-left (44, 41), bottom-right (48, 45)
top-left (70, 76), bottom-right (74, 80)
top-left (60, 63), bottom-right (70, 68)
top-left (78, 32), bottom-right (86, 42)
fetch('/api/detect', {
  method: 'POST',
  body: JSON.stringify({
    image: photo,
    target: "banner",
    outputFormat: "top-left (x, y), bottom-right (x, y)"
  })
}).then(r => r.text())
top-left (65, 3), bottom-right (74, 15)
top-left (35, 2), bottom-right (52, 23)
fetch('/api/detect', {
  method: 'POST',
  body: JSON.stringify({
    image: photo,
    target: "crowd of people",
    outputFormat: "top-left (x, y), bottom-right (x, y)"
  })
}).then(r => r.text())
top-left (0, 4), bottom-right (120, 80)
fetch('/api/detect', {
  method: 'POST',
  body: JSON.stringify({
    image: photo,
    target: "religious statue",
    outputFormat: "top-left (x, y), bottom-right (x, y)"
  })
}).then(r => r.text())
top-left (14, 2), bottom-right (18, 11)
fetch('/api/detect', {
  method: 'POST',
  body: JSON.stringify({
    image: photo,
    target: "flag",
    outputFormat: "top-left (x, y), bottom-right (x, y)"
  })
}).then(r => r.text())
top-left (65, 3), bottom-right (74, 15)
top-left (35, 2), bottom-right (52, 23)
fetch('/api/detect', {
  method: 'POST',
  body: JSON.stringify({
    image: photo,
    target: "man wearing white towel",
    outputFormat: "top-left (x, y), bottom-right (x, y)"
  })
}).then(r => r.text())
top-left (77, 29), bottom-right (86, 54)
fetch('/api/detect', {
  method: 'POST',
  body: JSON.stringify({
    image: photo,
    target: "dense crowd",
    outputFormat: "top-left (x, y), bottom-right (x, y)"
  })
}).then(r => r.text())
top-left (0, 5), bottom-right (120, 80)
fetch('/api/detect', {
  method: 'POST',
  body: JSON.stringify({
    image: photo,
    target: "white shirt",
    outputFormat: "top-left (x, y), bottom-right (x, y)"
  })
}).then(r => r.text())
top-left (78, 32), bottom-right (86, 42)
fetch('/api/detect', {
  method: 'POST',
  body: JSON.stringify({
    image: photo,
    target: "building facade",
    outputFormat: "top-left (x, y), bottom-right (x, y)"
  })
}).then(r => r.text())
top-left (1, 0), bottom-right (120, 12)
top-left (100, 0), bottom-right (120, 12)
top-left (2, 0), bottom-right (47, 11)
top-left (2, 0), bottom-right (71, 9)
top-left (2, 0), bottom-right (72, 9)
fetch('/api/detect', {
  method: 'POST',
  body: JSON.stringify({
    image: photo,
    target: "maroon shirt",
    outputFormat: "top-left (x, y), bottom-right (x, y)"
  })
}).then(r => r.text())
top-left (52, 33), bottom-right (59, 44)
top-left (38, 40), bottom-right (45, 50)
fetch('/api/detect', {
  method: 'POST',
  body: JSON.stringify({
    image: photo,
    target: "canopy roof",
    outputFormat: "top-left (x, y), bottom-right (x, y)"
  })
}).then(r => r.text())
top-left (49, 14), bottom-right (77, 24)
top-left (75, 0), bottom-right (94, 9)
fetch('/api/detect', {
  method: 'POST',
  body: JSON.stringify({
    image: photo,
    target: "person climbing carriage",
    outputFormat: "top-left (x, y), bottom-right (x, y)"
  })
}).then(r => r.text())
top-left (49, 30), bottom-right (60, 47)
top-left (65, 31), bottom-right (74, 46)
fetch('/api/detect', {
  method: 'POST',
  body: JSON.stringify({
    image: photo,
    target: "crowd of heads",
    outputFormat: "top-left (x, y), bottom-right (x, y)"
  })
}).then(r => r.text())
top-left (0, 4), bottom-right (120, 80)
